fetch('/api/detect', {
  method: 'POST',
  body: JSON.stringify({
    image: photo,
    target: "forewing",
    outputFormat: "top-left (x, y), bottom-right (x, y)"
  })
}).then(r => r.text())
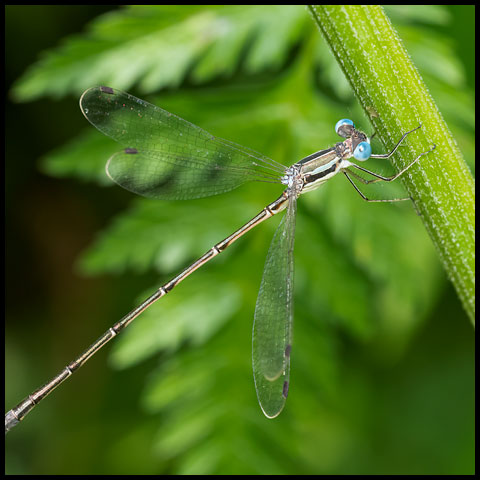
top-left (80, 87), bottom-right (284, 199)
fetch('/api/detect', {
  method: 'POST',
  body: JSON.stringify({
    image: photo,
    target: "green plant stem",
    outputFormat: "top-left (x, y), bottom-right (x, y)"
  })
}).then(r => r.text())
top-left (308, 5), bottom-right (475, 325)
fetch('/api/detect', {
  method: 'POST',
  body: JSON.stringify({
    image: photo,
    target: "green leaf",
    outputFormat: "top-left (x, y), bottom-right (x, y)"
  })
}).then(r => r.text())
top-left (11, 5), bottom-right (310, 102)
top-left (109, 274), bottom-right (242, 369)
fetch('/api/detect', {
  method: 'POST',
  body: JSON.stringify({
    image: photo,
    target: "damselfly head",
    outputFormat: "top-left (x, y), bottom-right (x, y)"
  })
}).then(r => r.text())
top-left (336, 119), bottom-right (372, 162)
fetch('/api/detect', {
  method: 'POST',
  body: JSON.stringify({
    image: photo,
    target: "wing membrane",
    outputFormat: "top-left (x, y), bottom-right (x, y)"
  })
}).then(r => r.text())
top-left (252, 190), bottom-right (297, 418)
top-left (80, 86), bottom-right (285, 199)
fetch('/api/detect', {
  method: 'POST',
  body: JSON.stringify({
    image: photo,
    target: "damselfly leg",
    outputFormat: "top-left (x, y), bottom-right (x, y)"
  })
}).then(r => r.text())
top-left (342, 125), bottom-right (436, 202)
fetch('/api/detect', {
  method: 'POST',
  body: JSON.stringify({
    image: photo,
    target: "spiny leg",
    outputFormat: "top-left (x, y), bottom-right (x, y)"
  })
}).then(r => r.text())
top-left (370, 124), bottom-right (423, 160)
top-left (343, 172), bottom-right (411, 203)
top-left (350, 144), bottom-right (436, 185)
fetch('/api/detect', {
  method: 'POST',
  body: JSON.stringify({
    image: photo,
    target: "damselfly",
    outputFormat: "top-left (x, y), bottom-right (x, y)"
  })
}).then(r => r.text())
top-left (5, 86), bottom-right (435, 431)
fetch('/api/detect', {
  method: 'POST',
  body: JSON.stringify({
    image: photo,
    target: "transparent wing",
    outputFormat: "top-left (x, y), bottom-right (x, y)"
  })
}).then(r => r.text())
top-left (252, 189), bottom-right (297, 418)
top-left (80, 86), bottom-right (286, 200)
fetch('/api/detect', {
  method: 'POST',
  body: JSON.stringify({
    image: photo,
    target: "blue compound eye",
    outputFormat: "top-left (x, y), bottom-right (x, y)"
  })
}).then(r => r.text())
top-left (335, 119), bottom-right (354, 137)
top-left (353, 141), bottom-right (372, 161)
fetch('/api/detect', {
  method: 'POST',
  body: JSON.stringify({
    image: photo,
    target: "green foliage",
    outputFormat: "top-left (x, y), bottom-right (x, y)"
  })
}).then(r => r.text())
top-left (6, 5), bottom-right (474, 475)
top-left (11, 5), bottom-right (310, 101)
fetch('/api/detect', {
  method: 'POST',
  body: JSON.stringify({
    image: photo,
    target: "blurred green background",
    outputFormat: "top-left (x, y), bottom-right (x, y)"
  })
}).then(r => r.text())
top-left (5, 5), bottom-right (474, 475)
